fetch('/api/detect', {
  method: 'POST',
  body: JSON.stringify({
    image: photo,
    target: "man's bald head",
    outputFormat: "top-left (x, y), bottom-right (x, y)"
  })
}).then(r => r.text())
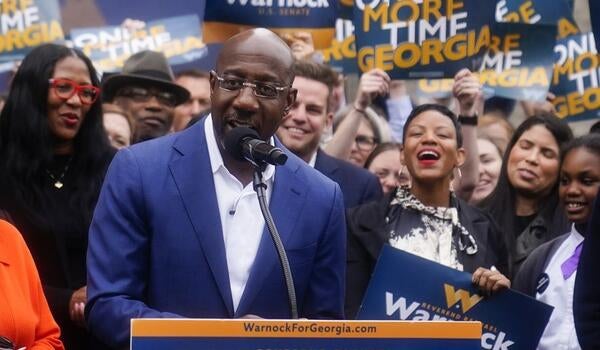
top-left (217, 28), bottom-right (295, 85)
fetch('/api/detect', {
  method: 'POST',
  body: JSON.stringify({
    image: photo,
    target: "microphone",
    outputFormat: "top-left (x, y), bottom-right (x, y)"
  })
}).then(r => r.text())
top-left (224, 127), bottom-right (288, 166)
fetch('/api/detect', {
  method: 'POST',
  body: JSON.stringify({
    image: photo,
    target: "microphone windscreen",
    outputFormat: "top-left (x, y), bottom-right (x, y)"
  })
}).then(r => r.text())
top-left (223, 127), bottom-right (259, 161)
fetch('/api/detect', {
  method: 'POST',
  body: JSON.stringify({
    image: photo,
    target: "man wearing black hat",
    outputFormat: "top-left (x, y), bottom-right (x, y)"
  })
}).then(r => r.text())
top-left (102, 50), bottom-right (190, 143)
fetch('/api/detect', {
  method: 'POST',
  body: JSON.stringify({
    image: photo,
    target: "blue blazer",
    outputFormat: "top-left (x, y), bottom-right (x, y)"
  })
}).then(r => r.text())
top-left (314, 150), bottom-right (382, 209)
top-left (86, 119), bottom-right (346, 348)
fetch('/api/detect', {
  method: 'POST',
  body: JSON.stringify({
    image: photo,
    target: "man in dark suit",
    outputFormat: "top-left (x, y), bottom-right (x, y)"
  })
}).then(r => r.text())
top-left (574, 189), bottom-right (600, 349)
top-left (86, 28), bottom-right (346, 348)
top-left (276, 60), bottom-right (382, 208)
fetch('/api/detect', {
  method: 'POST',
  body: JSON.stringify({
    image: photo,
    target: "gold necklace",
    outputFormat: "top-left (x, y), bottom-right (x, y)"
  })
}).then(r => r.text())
top-left (45, 157), bottom-right (72, 189)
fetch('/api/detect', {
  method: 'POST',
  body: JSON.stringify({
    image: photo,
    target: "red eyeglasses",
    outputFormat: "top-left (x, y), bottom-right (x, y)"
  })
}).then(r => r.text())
top-left (48, 78), bottom-right (101, 105)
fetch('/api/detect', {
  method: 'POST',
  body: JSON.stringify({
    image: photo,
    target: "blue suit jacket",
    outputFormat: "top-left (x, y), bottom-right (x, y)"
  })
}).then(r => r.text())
top-left (314, 150), bottom-right (382, 209)
top-left (86, 119), bottom-right (346, 348)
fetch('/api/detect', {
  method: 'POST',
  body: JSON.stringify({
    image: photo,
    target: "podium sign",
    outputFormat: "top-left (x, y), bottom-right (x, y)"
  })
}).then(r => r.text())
top-left (131, 318), bottom-right (481, 349)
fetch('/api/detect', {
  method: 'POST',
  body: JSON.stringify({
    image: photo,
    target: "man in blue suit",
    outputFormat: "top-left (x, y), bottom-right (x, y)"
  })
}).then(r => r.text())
top-left (276, 60), bottom-right (382, 209)
top-left (86, 28), bottom-right (346, 348)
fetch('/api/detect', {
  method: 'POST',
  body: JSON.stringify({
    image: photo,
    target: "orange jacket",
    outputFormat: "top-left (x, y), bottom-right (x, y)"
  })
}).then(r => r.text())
top-left (0, 220), bottom-right (64, 350)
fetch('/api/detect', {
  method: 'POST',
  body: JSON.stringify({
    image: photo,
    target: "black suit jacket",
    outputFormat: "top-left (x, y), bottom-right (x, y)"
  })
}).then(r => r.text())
top-left (574, 191), bottom-right (600, 349)
top-left (314, 150), bottom-right (382, 209)
top-left (345, 191), bottom-right (508, 319)
top-left (512, 233), bottom-right (570, 297)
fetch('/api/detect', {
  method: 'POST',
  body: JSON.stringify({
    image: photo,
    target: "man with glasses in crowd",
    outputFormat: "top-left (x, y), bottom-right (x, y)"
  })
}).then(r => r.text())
top-left (277, 60), bottom-right (382, 208)
top-left (86, 28), bottom-right (346, 348)
top-left (102, 50), bottom-right (190, 143)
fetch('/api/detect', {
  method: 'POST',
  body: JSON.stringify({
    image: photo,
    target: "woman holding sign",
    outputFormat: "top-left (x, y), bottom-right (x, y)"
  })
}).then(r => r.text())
top-left (345, 103), bottom-right (510, 319)
top-left (0, 44), bottom-right (114, 348)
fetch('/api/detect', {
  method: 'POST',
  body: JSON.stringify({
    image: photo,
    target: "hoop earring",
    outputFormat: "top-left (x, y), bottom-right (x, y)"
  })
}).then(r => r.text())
top-left (455, 167), bottom-right (462, 180)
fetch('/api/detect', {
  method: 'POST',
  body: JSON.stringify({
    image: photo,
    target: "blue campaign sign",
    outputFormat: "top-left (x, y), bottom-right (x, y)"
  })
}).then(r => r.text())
top-left (590, 0), bottom-right (600, 52)
top-left (494, 0), bottom-right (579, 39)
top-left (550, 32), bottom-right (600, 122)
top-left (358, 245), bottom-right (553, 350)
top-left (353, 0), bottom-right (495, 79)
top-left (0, 0), bottom-right (64, 62)
top-left (203, 1), bottom-right (338, 49)
top-left (321, 19), bottom-right (359, 74)
top-left (480, 22), bottom-right (557, 101)
top-left (339, 0), bottom-right (353, 19)
top-left (59, 0), bottom-right (205, 29)
top-left (70, 15), bottom-right (207, 73)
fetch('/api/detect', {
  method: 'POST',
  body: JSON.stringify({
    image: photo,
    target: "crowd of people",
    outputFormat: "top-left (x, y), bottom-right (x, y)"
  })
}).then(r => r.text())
top-left (0, 23), bottom-right (598, 350)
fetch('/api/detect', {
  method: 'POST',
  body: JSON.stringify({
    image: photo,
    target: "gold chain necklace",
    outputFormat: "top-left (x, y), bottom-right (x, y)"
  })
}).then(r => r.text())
top-left (45, 157), bottom-right (73, 189)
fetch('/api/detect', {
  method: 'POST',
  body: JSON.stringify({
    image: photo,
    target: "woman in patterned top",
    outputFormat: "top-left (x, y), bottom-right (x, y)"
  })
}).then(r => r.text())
top-left (345, 104), bottom-right (510, 319)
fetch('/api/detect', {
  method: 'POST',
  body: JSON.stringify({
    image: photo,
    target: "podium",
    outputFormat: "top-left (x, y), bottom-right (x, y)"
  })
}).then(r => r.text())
top-left (131, 318), bottom-right (481, 349)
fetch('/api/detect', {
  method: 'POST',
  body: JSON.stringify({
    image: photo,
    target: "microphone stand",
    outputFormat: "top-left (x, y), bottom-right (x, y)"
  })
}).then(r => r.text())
top-left (252, 163), bottom-right (298, 319)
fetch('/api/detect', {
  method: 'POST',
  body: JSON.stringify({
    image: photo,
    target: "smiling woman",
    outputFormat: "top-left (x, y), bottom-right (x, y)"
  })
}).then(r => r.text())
top-left (480, 114), bottom-right (573, 277)
top-left (0, 44), bottom-right (115, 349)
top-left (513, 134), bottom-right (600, 350)
top-left (345, 104), bottom-right (510, 319)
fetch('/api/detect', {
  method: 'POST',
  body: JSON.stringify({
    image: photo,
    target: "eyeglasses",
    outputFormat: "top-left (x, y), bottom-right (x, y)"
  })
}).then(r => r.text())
top-left (213, 72), bottom-right (290, 99)
top-left (116, 87), bottom-right (178, 107)
top-left (49, 78), bottom-right (100, 105)
top-left (354, 135), bottom-right (378, 152)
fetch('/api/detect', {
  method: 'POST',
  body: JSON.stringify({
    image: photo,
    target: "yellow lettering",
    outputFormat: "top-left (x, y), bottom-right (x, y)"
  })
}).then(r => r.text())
top-left (553, 59), bottom-right (574, 85)
top-left (375, 44), bottom-right (394, 70)
top-left (553, 88), bottom-right (600, 118)
top-left (528, 67), bottom-right (550, 86)
top-left (393, 42), bottom-right (421, 68)
top-left (519, 1), bottom-right (536, 22)
top-left (473, 26), bottom-right (490, 55)
top-left (447, 0), bottom-right (464, 16)
top-left (504, 34), bottom-right (520, 52)
top-left (0, 21), bottom-right (64, 53)
top-left (574, 52), bottom-right (598, 72)
top-left (2, 0), bottom-right (17, 14)
top-left (363, 4), bottom-right (388, 32)
top-left (422, 38), bottom-right (444, 64)
top-left (358, 46), bottom-right (374, 71)
top-left (558, 19), bottom-right (579, 39)
top-left (445, 33), bottom-right (466, 60)
top-left (422, 0), bottom-right (442, 21)
top-left (390, 1), bottom-right (419, 23)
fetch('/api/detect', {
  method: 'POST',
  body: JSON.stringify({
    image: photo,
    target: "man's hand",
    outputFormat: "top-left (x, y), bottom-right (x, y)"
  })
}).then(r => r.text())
top-left (521, 92), bottom-right (558, 117)
top-left (282, 32), bottom-right (315, 60)
top-left (472, 267), bottom-right (511, 296)
top-left (354, 69), bottom-right (391, 111)
top-left (453, 68), bottom-right (482, 116)
top-left (69, 285), bottom-right (87, 328)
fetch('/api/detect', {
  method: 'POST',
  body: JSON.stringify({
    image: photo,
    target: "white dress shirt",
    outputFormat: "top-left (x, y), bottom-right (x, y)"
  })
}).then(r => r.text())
top-left (537, 224), bottom-right (584, 350)
top-left (307, 151), bottom-right (317, 168)
top-left (204, 115), bottom-right (275, 312)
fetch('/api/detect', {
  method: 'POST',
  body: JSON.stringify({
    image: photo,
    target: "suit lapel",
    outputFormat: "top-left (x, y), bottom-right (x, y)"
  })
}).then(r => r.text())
top-left (314, 150), bottom-right (338, 177)
top-left (235, 156), bottom-right (306, 317)
top-left (169, 120), bottom-right (234, 316)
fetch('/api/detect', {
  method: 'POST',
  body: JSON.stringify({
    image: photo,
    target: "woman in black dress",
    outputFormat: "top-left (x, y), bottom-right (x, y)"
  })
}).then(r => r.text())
top-left (0, 44), bottom-right (114, 348)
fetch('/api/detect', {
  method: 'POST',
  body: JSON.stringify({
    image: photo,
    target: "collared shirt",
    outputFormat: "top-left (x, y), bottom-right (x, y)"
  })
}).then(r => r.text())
top-left (204, 115), bottom-right (275, 312)
top-left (537, 224), bottom-right (584, 350)
top-left (307, 151), bottom-right (317, 168)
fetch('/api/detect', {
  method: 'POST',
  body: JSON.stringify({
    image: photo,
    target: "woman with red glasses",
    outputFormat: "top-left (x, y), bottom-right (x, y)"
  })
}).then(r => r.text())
top-left (0, 44), bottom-right (114, 349)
